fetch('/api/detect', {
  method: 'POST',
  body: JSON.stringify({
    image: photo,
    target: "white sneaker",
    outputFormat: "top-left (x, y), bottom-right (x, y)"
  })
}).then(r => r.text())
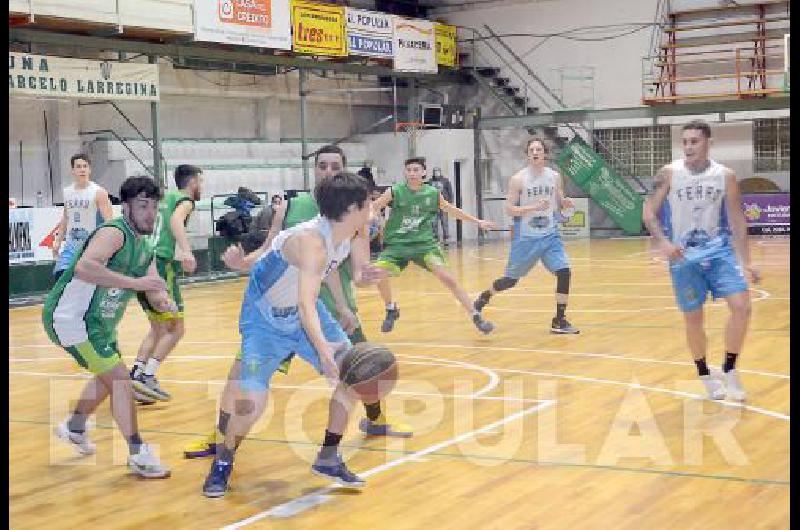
top-left (128, 443), bottom-right (171, 479)
top-left (700, 371), bottom-right (726, 400)
top-left (723, 369), bottom-right (747, 401)
top-left (54, 421), bottom-right (96, 456)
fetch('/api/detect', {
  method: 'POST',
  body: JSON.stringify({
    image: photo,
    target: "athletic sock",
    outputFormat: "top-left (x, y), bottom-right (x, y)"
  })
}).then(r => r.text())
top-left (386, 302), bottom-right (397, 311)
top-left (131, 360), bottom-right (145, 378)
top-left (67, 411), bottom-right (88, 434)
top-left (320, 430), bottom-right (343, 460)
top-left (144, 358), bottom-right (160, 377)
top-left (694, 357), bottom-right (710, 377)
top-left (364, 402), bottom-right (382, 422)
top-left (723, 352), bottom-right (739, 373)
top-left (217, 410), bottom-right (231, 436)
top-left (127, 433), bottom-right (144, 455)
top-left (556, 303), bottom-right (566, 320)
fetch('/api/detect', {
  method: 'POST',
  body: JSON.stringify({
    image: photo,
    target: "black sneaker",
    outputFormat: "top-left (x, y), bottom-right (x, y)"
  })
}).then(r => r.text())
top-left (473, 290), bottom-right (492, 312)
top-left (551, 317), bottom-right (579, 334)
top-left (381, 307), bottom-right (400, 333)
top-left (473, 314), bottom-right (495, 334)
top-left (311, 452), bottom-right (365, 488)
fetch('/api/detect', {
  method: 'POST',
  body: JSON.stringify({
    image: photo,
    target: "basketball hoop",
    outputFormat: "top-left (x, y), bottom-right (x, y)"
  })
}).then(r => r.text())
top-left (395, 121), bottom-right (425, 157)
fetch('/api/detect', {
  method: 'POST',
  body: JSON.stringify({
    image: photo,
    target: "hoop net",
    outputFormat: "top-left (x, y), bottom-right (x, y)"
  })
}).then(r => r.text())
top-left (395, 122), bottom-right (424, 158)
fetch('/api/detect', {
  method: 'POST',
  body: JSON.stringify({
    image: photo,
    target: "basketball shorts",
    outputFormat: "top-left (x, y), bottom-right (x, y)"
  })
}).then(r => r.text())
top-left (375, 242), bottom-right (448, 276)
top-left (238, 299), bottom-right (351, 392)
top-left (669, 242), bottom-right (748, 313)
top-left (53, 240), bottom-right (83, 275)
top-left (137, 257), bottom-right (184, 320)
top-left (504, 232), bottom-right (569, 279)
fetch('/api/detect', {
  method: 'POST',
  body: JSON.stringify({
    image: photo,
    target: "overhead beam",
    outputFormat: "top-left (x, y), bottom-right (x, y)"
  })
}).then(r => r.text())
top-left (479, 96), bottom-right (791, 129)
top-left (9, 28), bottom-right (466, 81)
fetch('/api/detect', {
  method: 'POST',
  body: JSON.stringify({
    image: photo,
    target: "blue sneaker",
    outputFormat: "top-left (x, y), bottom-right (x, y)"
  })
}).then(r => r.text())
top-left (203, 460), bottom-right (233, 498)
top-left (311, 453), bottom-right (365, 488)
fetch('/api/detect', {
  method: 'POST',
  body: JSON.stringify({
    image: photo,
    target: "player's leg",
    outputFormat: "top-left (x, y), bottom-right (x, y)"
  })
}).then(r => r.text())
top-left (56, 341), bottom-right (169, 477)
top-left (302, 301), bottom-right (365, 486)
top-left (184, 358), bottom-right (242, 459)
top-left (542, 235), bottom-right (579, 334)
top-left (420, 241), bottom-right (494, 334)
top-left (374, 247), bottom-right (407, 333)
top-left (474, 238), bottom-right (535, 313)
top-left (130, 319), bottom-right (163, 404)
top-left (710, 251), bottom-right (751, 400)
top-left (671, 264), bottom-right (724, 399)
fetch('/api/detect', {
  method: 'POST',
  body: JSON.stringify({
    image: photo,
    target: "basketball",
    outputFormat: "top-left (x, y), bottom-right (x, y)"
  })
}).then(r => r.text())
top-left (339, 342), bottom-right (399, 403)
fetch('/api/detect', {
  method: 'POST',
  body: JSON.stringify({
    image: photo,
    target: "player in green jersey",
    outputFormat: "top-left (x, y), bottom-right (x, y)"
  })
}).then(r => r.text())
top-left (131, 165), bottom-right (203, 403)
top-left (183, 146), bottom-right (411, 460)
top-left (43, 176), bottom-right (174, 478)
top-left (372, 157), bottom-right (498, 334)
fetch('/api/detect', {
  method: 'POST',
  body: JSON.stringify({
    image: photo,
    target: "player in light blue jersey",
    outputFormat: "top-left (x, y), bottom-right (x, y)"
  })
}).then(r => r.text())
top-left (643, 120), bottom-right (760, 401)
top-left (473, 137), bottom-right (579, 334)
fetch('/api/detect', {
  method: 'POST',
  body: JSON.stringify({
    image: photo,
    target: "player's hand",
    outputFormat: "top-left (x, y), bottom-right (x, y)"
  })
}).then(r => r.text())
top-left (657, 240), bottom-right (684, 262)
top-left (222, 243), bottom-right (246, 271)
top-left (355, 263), bottom-right (389, 286)
top-left (135, 266), bottom-right (167, 292)
top-left (337, 307), bottom-right (359, 335)
top-left (561, 197), bottom-right (575, 210)
top-left (745, 264), bottom-right (761, 284)
top-left (531, 199), bottom-right (550, 212)
top-left (477, 219), bottom-right (498, 231)
top-left (178, 251), bottom-right (197, 274)
top-left (319, 341), bottom-right (345, 385)
top-left (148, 291), bottom-right (178, 315)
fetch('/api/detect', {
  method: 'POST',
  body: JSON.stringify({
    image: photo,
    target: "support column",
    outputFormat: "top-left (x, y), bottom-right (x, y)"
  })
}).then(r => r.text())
top-left (473, 107), bottom-right (483, 245)
top-left (149, 55), bottom-right (165, 189)
top-left (299, 68), bottom-right (309, 189)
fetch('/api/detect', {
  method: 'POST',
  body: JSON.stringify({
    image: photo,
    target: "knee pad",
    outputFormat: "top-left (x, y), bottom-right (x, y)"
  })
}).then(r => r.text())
top-left (492, 276), bottom-right (518, 292)
top-left (555, 268), bottom-right (571, 294)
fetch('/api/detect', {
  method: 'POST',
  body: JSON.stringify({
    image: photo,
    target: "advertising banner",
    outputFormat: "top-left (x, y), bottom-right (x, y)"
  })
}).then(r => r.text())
top-left (435, 23), bottom-right (458, 67)
top-left (291, 1), bottom-right (347, 56)
top-left (346, 8), bottom-right (393, 58)
top-left (393, 17), bottom-right (437, 73)
top-left (194, 0), bottom-right (292, 50)
top-left (742, 193), bottom-right (790, 235)
top-left (9, 53), bottom-right (159, 101)
top-left (559, 198), bottom-right (590, 239)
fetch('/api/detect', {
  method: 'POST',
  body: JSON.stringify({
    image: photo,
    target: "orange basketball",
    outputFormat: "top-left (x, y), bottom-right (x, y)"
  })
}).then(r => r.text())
top-left (339, 342), bottom-right (398, 403)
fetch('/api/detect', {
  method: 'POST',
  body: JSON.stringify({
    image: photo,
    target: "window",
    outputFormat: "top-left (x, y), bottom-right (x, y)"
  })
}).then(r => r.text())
top-left (593, 125), bottom-right (672, 179)
top-left (754, 118), bottom-right (790, 172)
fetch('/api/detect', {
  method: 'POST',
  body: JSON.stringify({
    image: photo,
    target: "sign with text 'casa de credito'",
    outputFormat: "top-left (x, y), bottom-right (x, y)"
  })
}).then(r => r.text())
top-left (194, 0), bottom-right (292, 50)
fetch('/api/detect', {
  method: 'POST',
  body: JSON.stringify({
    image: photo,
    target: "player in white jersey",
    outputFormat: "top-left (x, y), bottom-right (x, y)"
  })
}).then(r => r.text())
top-left (52, 154), bottom-right (114, 279)
top-left (201, 172), bottom-right (388, 497)
top-left (643, 120), bottom-right (759, 401)
top-left (473, 137), bottom-right (579, 334)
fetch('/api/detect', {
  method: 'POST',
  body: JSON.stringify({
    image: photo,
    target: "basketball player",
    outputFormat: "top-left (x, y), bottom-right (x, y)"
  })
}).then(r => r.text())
top-left (43, 176), bottom-right (174, 478)
top-left (472, 138), bottom-right (579, 334)
top-left (52, 154), bottom-right (114, 279)
top-left (643, 120), bottom-right (757, 400)
top-left (183, 147), bottom-right (411, 461)
top-left (131, 165), bottom-right (203, 403)
top-left (372, 157), bottom-right (498, 334)
top-left (202, 173), bottom-right (386, 496)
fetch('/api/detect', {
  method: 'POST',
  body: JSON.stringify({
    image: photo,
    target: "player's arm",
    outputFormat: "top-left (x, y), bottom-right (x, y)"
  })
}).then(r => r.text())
top-left (643, 166), bottom-right (682, 260)
top-left (724, 168), bottom-right (759, 283)
top-left (324, 268), bottom-right (357, 335)
top-left (504, 173), bottom-right (540, 216)
top-left (95, 188), bottom-right (114, 221)
top-left (290, 233), bottom-right (340, 381)
top-left (171, 200), bottom-right (197, 273)
top-left (554, 172), bottom-right (574, 210)
top-left (142, 259), bottom-right (179, 314)
top-left (74, 227), bottom-right (166, 292)
top-left (222, 200), bottom-right (286, 272)
top-left (51, 206), bottom-right (68, 258)
top-left (438, 195), bottom-right (497, 230)
top-left (371, 187), bottom-right (393, 212)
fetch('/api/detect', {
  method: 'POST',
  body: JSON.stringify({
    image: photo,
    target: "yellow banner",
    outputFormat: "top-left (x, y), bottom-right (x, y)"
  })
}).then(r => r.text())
top-left (435, 23), bottom-right (458, 67)
top-left (291, 1), bottom-right (346, 56)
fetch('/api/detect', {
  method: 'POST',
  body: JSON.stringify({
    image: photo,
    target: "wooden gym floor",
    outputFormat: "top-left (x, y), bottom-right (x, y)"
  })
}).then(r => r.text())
top-left (9, 237), bottom-right (790, 529)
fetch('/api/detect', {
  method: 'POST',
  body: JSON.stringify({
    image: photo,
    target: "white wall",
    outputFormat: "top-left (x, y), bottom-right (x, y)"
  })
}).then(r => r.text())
top-left (437, 0), bottom-right (660, 111)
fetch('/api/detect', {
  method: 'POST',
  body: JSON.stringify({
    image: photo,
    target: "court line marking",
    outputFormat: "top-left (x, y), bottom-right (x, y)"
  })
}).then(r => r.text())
top-left (221, 399), bottom-right (556, 528)
top-left (379, 342), bottom-right (790, 380)
top-left (10, 342), bottom-right (789, 380)
top-left (9, 417), bottom-right (788, 487)
top-left (495, 367), bottom-right (789, 422)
